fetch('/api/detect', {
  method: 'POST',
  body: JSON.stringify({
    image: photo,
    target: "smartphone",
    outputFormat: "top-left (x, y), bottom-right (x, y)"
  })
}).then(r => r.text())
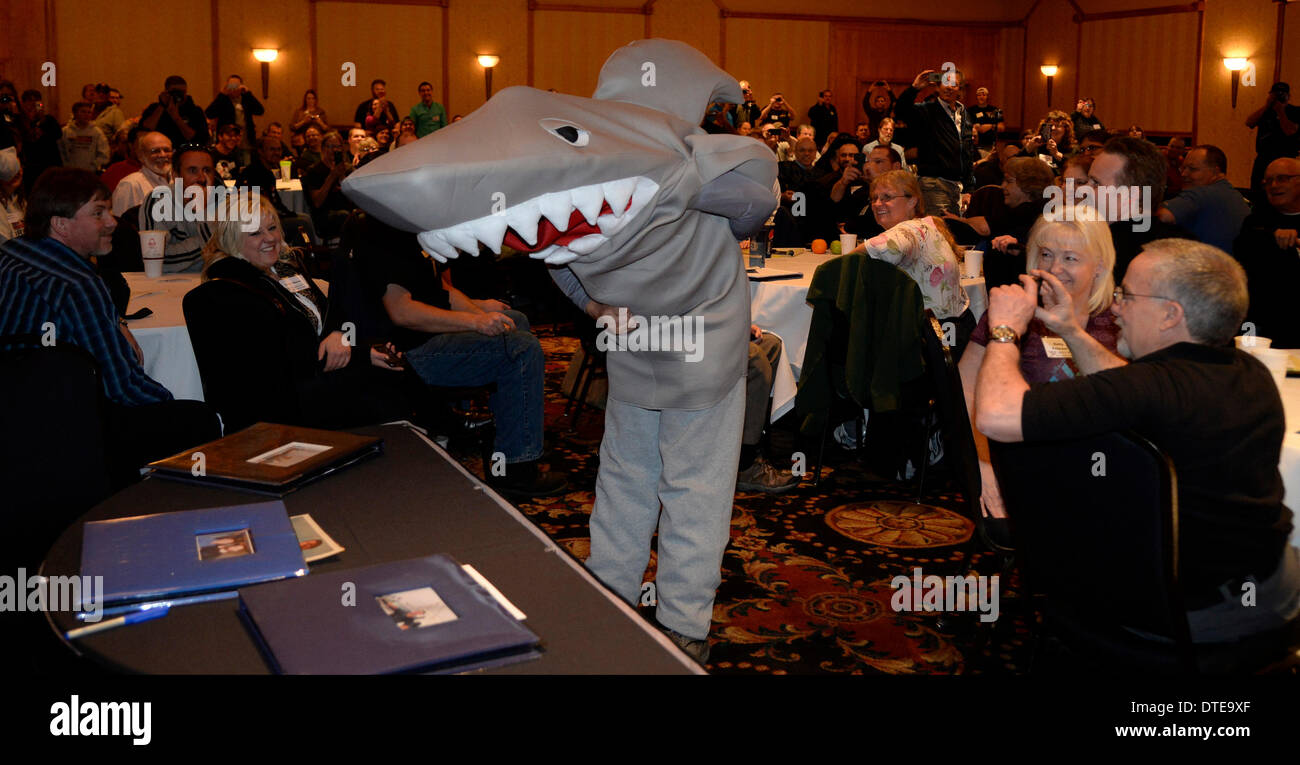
top-left (333, 150), bottom-right (344, 164)
top-left (372, 343), bottom-right (408, 369)
top-left (926, 72), bottom-right (944, 85)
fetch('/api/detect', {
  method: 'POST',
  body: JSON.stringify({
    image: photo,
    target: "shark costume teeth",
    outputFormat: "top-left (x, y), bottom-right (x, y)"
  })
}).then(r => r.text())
top-left (416, 175), bottom-right (659, 263)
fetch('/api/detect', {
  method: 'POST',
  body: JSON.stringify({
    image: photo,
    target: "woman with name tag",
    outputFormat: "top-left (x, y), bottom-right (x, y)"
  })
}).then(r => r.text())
top-left (196, 193), bottom-right (414, 430)
top-left (959, 215), bottom-right (1120, 519)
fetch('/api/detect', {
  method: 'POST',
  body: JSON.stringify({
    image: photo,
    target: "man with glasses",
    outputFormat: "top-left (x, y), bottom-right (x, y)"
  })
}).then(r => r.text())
top-left (976, 238), bottom-right (1299, 645)
top-left (1245, 82), bottom-right (1300, 204)
top-left (111, 131), bottom-right (173, 217)
top-left (1155, 144), bottom-right (1250, 252)
top-left (1233, 157), bottom-right (1300, 348)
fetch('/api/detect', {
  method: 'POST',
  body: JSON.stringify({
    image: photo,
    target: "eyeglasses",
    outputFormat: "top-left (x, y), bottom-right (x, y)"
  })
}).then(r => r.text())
top-left (145, 147), bottom-right (173, 155)
top-left (872, 193), bottom-right (908, 204)
top-left (1112, 285), bottom-right (1172, 305)
top-left (1263, 174), bottom-right (1300, 185)
top-left (1081, 145), bottom-right (1103, 153)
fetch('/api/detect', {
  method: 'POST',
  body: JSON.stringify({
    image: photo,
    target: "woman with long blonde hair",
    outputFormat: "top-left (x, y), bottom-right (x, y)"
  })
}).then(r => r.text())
top-left (195, 193), bottom-right (409, 429)
top-left (958, 214), bottom-right (1120, 519)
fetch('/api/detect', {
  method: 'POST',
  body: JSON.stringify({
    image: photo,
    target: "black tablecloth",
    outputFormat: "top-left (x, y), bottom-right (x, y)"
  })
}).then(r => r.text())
top-left (41, 423), bottom-right (697, 674)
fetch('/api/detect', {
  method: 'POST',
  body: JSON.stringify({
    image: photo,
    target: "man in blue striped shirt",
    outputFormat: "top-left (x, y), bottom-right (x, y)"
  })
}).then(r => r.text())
top-left (1, 168), bottom-right (219, 485)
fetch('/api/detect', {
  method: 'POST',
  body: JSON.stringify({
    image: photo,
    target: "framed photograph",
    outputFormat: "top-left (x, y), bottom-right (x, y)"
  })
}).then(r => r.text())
top-left (196, 528), bottom-right (255, 561)
top-left (290, 514), bottom-right (345, 562)
top-left (246, 441), bottom-right (332, 468)
top-left (376, 587), bottom-right (458, 631)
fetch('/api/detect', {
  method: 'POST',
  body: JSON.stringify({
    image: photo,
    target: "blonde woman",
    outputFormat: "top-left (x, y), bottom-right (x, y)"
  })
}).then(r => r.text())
top-left (196, 194), bottom-right (408, 429)
top-left (959, 213), bottom-right (1119, 518)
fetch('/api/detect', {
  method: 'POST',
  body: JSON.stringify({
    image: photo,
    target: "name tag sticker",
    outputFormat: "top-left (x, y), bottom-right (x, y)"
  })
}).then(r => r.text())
top-left (279, 275), bottom-right (310, 293)
top-left (1042, 337), bottom-right (1072, 358)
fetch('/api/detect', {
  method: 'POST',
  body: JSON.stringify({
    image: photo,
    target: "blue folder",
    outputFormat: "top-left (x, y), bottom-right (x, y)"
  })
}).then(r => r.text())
top-left (81, 501), bottom-right (308, 604)
top-left (238, 554), bottom-right (542, 674)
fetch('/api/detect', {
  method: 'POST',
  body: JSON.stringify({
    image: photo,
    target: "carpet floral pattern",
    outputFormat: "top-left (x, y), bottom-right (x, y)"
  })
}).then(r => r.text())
top-left (449, 327), bottom-right (1033, 674)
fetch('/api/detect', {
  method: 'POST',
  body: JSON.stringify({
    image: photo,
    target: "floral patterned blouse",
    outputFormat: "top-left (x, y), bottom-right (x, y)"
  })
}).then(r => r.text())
top-left (863, 216), bottom-right (970, 320)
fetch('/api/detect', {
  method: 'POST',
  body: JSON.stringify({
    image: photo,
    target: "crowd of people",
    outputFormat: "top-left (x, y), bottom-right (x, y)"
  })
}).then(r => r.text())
top-left (2, 61), bottom-right (1299, 665)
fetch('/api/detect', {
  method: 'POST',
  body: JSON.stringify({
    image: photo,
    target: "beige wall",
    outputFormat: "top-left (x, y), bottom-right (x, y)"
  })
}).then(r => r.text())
top-left (53, 1), bottom-right (211, 125)
top-left (1022, 0), bottom-right (1078, 123)
top-left (218, 0), bottom-right (313, 134)
top-left (1198, 0), bottom-right (1295, 188)
top-left (315, 2), bottom-right (443, 130)
top-left (532, 11), bottom-right (644, 97)
top-left (4, 0), bottom-right (1295, 193)
top-left (727, 18), bottom-right (830, 128)
top-left (1079, 13), bottom-right (1199, 135)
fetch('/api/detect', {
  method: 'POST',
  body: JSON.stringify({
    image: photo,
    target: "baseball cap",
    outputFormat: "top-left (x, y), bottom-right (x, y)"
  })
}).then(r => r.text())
top-left (1270, 82), bottom-right (1290, 94)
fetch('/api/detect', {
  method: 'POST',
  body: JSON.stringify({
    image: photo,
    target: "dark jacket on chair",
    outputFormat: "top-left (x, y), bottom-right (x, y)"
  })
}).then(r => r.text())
top-left (796, 253), bottom-right (926, 436)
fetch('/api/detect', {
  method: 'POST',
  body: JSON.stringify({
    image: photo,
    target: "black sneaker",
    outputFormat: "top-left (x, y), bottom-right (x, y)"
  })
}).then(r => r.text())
top-left (735, 456), bottom-right (800, 494)
top-left (662, 627), bottom-right (711, 664)
top-left (486, 460), bottom-right (568, 499)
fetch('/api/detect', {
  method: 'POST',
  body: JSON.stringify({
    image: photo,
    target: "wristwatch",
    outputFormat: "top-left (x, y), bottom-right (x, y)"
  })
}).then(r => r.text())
top-left (989, 325), bottom-right (1019, 344)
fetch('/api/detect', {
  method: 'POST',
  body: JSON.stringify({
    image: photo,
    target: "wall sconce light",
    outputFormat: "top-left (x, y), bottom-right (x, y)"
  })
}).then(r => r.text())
top-left (1040, 65), bottom-right (1059, 107)
top-left (477, 54), bottom-right (500, 101)
top-left (1223, 57), bottom-right (1249, 108)
top-left (253, 49), bottom-right (279, 99)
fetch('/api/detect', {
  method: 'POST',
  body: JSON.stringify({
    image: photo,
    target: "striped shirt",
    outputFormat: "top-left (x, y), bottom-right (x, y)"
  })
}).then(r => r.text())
top-left (0, 236), bottom-right (174, 406)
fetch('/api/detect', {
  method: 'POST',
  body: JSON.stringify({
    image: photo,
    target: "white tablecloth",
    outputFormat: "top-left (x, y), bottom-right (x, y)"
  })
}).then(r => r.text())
top-left (748, 250), bottom-right (988, 422)
top-left (1276, 377), bottom-right (1300, 547)
top-left (124, 272), bottom-right (205, 401)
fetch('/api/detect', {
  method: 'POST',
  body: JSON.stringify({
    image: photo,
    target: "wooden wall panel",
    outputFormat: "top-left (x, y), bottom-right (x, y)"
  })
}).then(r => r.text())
top-left (446, 0), bottom-right (528, 118)
top-left (652, 0), bottom-right (722, 63)
top-left (532, 11), bottom-right (644, 97)
top-left (1079, 13), bottom-right (1198, 134)
top-left (216, 0), bottom-right (313, 136)
top-left (1022, 0), bottom-right (1078, 123)
top-left (52, 1), bottom-right (211, 126)
top-left (829, 23), bottom-right (1003, 130)
top-left (314, 2), bottom-right (441, 130)
top-left (726, 18), bottom-right (829, 128)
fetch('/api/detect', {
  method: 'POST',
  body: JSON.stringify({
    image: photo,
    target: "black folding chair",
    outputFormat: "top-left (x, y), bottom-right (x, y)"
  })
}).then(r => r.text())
top-left (990, 430), bottom-right (1196, 672)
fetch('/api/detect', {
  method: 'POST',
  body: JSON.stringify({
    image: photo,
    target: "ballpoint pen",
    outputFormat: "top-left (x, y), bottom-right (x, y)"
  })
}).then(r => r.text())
top-left (65, 606), bottom-right (170, 640)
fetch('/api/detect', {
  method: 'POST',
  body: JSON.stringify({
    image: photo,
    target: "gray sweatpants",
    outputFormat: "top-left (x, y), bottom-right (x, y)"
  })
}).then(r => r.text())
top-left (586, 377), bottom-right (744, 640)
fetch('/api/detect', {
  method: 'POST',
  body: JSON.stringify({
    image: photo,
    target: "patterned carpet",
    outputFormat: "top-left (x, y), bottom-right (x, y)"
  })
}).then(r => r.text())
top-left (448, 325), bottom-right (1036, 675)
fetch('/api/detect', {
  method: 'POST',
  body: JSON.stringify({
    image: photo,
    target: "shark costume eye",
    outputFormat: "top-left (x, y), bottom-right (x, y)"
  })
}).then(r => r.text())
top-left (540, 118), bottom-right (589, 147)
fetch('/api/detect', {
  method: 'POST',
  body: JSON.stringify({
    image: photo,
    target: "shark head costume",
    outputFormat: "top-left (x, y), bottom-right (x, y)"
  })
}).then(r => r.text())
top-left (343, 39), bottom-right (778, 410)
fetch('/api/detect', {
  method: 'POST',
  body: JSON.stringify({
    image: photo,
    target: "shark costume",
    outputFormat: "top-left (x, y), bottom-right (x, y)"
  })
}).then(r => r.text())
top-left (343, 40), bottom-right (778, 645)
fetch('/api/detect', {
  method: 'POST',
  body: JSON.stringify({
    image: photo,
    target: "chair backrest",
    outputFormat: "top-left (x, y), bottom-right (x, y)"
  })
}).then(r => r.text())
top-left (0, 337), bottom-right (112, 568)
top-left (990, 430), bottom-right (1188, 645)
top-left (182, 278), bottom-right (307, 432)
top-left (920, 310), bottom-right (982, 520)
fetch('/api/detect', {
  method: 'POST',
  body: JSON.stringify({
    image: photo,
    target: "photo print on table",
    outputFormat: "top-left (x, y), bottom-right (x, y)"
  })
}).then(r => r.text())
top-left (376, 587), bottom-right (458, 631)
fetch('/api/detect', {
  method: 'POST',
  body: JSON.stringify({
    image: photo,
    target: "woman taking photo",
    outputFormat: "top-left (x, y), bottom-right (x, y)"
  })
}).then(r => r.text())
top-left (959, 215), bottom-right (1119, 518)
top-left (195, 194), bottom-right (411, 430)
top-left (290, 89), bottom-right (330, 135)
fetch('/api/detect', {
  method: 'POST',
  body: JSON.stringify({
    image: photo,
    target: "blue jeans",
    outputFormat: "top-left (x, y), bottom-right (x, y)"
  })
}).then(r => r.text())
top-left (404, 310), bottom-right (544, 462)
top-left (919, 176), bottom-right (961, 216)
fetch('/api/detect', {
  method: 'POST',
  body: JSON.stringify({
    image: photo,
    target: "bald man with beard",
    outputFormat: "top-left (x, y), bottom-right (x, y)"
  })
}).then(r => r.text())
top-left (1233, 157), bottom-right (1300, 347)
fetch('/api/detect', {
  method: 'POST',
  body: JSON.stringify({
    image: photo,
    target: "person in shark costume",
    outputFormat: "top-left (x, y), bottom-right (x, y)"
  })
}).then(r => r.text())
top-left (343, 40), bottom-right (778, 660)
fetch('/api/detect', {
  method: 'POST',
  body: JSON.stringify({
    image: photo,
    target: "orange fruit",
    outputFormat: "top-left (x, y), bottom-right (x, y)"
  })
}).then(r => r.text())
top-left (810, 239), bottom-right (828, 254)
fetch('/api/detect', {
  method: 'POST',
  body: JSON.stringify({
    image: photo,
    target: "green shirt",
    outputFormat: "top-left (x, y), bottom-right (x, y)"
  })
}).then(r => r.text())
top-left (409, 100), bottom-right (447, 138)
